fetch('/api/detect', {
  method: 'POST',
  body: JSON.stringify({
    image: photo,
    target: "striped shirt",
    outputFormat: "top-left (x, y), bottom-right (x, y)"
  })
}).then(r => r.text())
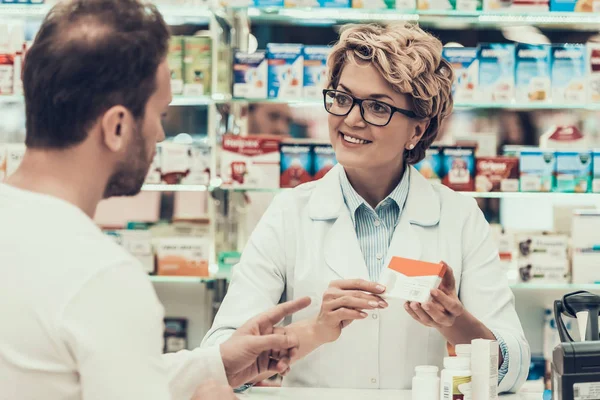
top-left (339, 166), bottom-right (510, 383)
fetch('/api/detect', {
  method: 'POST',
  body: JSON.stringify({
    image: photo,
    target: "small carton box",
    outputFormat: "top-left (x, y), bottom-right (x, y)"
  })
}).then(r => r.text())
top-left (181, 143), bottom-right (211, 186)
top-left (158, 142), bottom-right (190, 185)
top-left (255, 0), bottom-right (285, 5)
top-left (168, 36), bottom-right (184, 95)
top-left (593, 150), bottom-right (600, 193)
top-left (442, 47), bottom-right (479, 103)
top-left (285, 0), bottom-right (319, 6)
top-left (156, 237), bottom-right (210, 277)
top-left (302, 46), bottom-right (330, 99)
top-left (519, 148), bottom-right (555, 192)
top-left (484, 0), bottom-right (549, 11)
top-left (233, 50), bottom-right (268, 100)
top-left (475, 156), bottom-right (520, 192)
top-left (471, 339), bottom-right (499, 400)
top-left (478, 44), bottom-right (515, 103)
top-left (571, 210), bottom-right (600, 249)
top-left (379, 257), bottom-right (446, 303)
top-left (221, 134), bottom-right (281, 189)
top-left (280, 141), bottom-right (313, 189)
top-left (587, 43), bottom-right (600, 104)
top-left (317, 0), bottom-right (351, 6)
top-left (183, 36), bottom-right (212, 96)
top-left (313, 143), bottom-right (337, 180)
top-left (555, 150), bottom-right (592, 193)
top-left (515, 44), bottom-right (551, 103)
top-left (352, 0), bottom-right (416, 8)
top-left (441, 146), bottom-right (476, 191)
top-left (418, 0), bottom-right (481, 10)
top-left (414, 146), bottom-right (443, 184)
top-left (550, 0), bottom-right (598, 11)
top-left (516, 233), bottom-right (569, 283)
top-left (267, 43), bottom-right (304, 100)
top-left (572, 251), bottom-right (600, 285)
top-left (105, 230), bottom-right (155, 274)
top-left (5, 143), bottom-right (25, 178)
top-left (551, 44), bottom-right (586, 104)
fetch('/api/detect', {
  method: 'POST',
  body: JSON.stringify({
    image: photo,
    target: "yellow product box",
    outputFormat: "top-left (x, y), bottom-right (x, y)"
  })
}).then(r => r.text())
top-left (168, 36), bottom-right (184, 95)
top-left (156, 237), bottom-right (210, 277)
top-left (183, 36), bottom-right (212, 96)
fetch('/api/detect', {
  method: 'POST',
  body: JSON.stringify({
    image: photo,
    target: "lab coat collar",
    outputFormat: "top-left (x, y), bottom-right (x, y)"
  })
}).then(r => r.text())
top-left (309, 164), bottom-right (441, 227)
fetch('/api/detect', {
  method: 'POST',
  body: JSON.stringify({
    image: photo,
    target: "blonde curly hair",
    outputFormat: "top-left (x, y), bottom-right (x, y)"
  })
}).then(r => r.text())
top-left (327, 23), bottom-right (454, 165)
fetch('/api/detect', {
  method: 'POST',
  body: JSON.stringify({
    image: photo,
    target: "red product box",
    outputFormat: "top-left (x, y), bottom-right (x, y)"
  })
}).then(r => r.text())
top-left (475, 156), bottom-right (520, 192)
top-left (221, 134), bottom-right (281, 189)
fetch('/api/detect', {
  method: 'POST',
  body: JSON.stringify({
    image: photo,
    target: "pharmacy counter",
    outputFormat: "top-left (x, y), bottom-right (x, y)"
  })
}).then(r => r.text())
top-left (239, 387), bottom-right (544, 399)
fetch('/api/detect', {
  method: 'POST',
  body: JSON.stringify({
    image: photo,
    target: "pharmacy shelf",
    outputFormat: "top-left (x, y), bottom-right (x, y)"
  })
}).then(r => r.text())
top-left (461, 191), bottom-right (600, 200)
top-left (510, 283), bottom-right (600, 291)
top-left (0, 95), bottom-right (222, 107)
top-left (142, 184), bottom-right (210, 192)
top-left (0, 4), bottom-right (49, 18)
top-left (149, 275), bottom-right (215, 283)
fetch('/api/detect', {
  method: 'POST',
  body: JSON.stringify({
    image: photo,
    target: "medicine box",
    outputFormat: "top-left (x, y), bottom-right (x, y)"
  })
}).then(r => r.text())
top-left (158, 142), bottom-right (190, 185)
top-left (519, 149), bottom-right (555, 192)
top-left (471, 339), bottom-right (499, 400)
top-left (484, 0), bottom-right (549, 11)
top-left (352, 0), bottom-right (416, 8)
top-left (475, 157), bottom-right (519, 192)
top-left (156, 237), bottom-right (210, 277)
top-left (280, 141), bottom-right (313, 189)
top-left (414, 146), bottom-right (443, 184)
top-left (442, 47), bottom-right (478, 103)
top-left (550, 0), bottom-right (598, 11)
top-left (418, 0), bottom-right (482, 10)
top-left (233, 50), bottom-right (268, 99)
top-left (181, 144), bottom-right (211, 186)
top-left (221, 134), bottom-right (281, 189)
top-left (379, 256), bottom-right (446, 303)
top-left (441, 146), bottom-right (475, 191)
top-left (313, 143), bottom-right (337, 180)
top-left (267, 44), bottom-right (304, 100)
top-left (254, 0), bottom-right (285, 5)
top-left (515, 44), bottom-right (551, 103)
top-left (571, 211), bottom-right (600, 249)
top-left (183, 36), bottom-right (212, 96)
top-left (317, 0), bottom-right (351, 6)
top-left (105, 230), bottom-right (154, 274)
top-left (551, 44), bottom-right (586, 104)
top-left (554, 150), bottom-right (591, 193)
top-left (588, 43), bottom-right (600, 104)
top-left (516, 234), bottom-right (569, 283)
top-left (168, 36), bottom-right (184, 95)
top-left (478, 44), bottom-right (515, 103)
top-left (302, 46), bottom-right (330, 99)
top-left (593, 150), bottom-right (600, 192)
top-left (284, 0), bottom-right (319, 7)
top-left (572, 251), bottom-right (600, 285)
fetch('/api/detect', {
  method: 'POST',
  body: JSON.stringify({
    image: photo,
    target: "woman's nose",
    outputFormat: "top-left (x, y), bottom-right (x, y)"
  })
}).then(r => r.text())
top-left (344, 104), bottom-right (367, 128)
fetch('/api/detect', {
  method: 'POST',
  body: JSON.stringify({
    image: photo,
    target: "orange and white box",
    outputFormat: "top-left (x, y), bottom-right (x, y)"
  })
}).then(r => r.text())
top-left (379, 257), bottom-right (447, 303)
top-left (221, 134), bottom-right (281, 189)
top-left (156, 237), bottom-right (210, 277)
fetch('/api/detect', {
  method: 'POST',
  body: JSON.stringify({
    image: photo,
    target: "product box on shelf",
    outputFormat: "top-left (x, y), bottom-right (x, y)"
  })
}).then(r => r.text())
top-left (267, 44), bottom-right (304, 100)
top-left (571, 251), bottom-right (600, 284)
top-left (183, 36), bottom-right (212, 96)
top-left (551, 44), bottom-right (586, 105)
top-left (313, 143), bottom-right (337, 180)
top-left (442, 47), bottom-right (478, 103)
top-left (441, 146), bottom-right (475, 191)
top-left (156, 237), bottom-right (210, 277)
top-left (105, 230), bottom-right (154, 274)
top-left (351, 0), bottom-right (416, 8)
top-left (550, 0), bottom-right (598, 11)
top-left (157, 142), bottom-right (190, 185)
top-left (516, 233), bottom-right (570, 283)
top-left (475, 157), bottom-right (519, 192)
top-left (484, 0), bottom-right (549, 11)
top-left (164, 318), bottom-right (188, 353)
top-left (302, 46), bottom-right (329, 99)
top-left (181, 144), bottom-right (211, 185)
top-left (478, 44), bottom-right (515, 103)
top-left (554, 150), bottom-right (591, 193)
top-left (418, 0), bottom-right (481, 9)
top-left (255, 0), bottom-right (285, 5)
top-left (519, 149), bottom-right (555, 192)
top-left (317, 0), bottom-right (351, 6)
top-left (221, 134), bottom-right (281, 189)
top-left (588, 42), bottom-right (600, 104)
top-left (593, 150), bottom-right (600, 193)
top-left (414, 145), bottom-right (443, 184)
top-left (540, 126), bottom-right (586, 149)
top-left (168, 36), bottom-right (184, 95)
top-left (232, 50), bottom-right (268, 100)
top-left (515, 44), bottom-right (551, 103)
top-left (571, 210), bottom-right (600, 249)
top-left (284, 0), bottom-right (319, 7)
top-left (280, 141), bottom-right (313, 189)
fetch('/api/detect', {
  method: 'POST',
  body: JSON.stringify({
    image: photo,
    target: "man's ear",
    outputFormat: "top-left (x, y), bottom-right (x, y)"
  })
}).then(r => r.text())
top-left (101, 106), bottom-right (133, 153)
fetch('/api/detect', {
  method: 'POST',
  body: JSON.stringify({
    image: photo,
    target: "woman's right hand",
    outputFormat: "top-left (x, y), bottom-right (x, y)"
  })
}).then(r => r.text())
top-left (314, 279), bottom-right (388, 343)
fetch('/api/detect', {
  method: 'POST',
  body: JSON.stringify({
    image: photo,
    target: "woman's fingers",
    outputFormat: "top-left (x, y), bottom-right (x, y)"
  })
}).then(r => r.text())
top-left (326, 295), bottom-right (386, 312)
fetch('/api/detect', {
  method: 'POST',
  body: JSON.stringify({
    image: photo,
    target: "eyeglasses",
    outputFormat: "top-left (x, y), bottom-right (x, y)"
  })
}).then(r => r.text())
top-left (323, 89), bottom-right (418, 127)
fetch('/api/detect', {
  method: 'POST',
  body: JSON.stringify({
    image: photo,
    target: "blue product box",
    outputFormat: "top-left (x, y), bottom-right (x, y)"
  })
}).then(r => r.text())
top-left (550, 0), bottom-right (589, 11)
top-left (442, 47), bottom-right (478, 103)
top-left (519, 149), bottom-right (555, 192)
top-left (254, 0), bottom-right (285, 6)
top-left (593, 150), bottom-right (600, 193)
top-left (2, 0), bottom-right (18, 3)
top-left (318, 0), bottom-right (351, 6)
top-left (478, 43), bottom-right (515, 103)
top-left (551, 44), bottom-right (586, 104)
top-left (516, 44), bottom-right (551, 103)
top-left (414, 146), bottom-right (443, 184)
top-left (302, 46), bottom-right (330, 99)
top-left (233, 50), bottom-right (268, 100)
top-left (555, 150), bottom-right (592, 193)
top-left (267, 43), bottom-right (304, 100)
top-left (280, 142), bottom-right (313, 188)
top-left (441, 146), bottom-right (475, 191)
top-left (312, 143), bottom-right (337, 180)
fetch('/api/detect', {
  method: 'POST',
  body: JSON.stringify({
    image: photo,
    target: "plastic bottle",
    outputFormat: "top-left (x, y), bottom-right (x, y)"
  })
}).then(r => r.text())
top-left (455, 344), bottom-right (472, 365)
top-left (412, 365), bottom-right (440, 400)
top-left (440, 356), bottom-right (472, 400)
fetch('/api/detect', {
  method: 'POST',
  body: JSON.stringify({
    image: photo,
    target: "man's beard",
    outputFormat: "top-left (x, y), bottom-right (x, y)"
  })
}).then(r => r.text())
top-left (103, 124), bottom-right (151, 199)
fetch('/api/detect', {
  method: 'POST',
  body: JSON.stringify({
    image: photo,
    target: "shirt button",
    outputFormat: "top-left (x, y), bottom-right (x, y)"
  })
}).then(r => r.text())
top-left (372, 313), bottom-right (378, 320)
top-left (371, 378), bottom-right (377, 384)
top-left (374, 219), bottom-right (381, 227)
top-left (376, 253), bottom-right (383, 260)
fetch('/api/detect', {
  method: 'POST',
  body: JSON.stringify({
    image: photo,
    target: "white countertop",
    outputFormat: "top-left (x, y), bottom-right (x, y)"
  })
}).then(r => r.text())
top-left (240, 387), bottom-right (545, 399)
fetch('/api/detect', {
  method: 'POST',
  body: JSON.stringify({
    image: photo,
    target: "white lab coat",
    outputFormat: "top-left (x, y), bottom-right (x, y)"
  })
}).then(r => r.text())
top-left (202, 164), bottom-right (530, 392)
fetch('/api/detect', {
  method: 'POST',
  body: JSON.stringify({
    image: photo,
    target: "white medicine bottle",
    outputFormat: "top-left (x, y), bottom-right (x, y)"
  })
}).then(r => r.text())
top-left (440, 356), bottom-right (472, 400)
top-left (412, 365), bottom-right (440, 400)
top-left (455, 344), bottom-right (472, 364)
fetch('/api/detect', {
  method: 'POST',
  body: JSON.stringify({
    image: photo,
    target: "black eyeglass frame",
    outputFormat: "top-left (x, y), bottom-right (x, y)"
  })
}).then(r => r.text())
top-left (322, 89), bottom-right (418, 127)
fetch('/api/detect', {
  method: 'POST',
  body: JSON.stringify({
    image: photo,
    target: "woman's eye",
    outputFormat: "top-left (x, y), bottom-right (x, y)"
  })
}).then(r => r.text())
top-left (371, 103), bottom-right (388, 114)
top-left (336, 95), bottom-right (350, 105)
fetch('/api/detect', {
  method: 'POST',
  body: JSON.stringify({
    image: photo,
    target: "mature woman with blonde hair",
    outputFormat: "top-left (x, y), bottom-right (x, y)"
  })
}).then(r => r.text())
top-left (203, 23), bottom-right (530, 392)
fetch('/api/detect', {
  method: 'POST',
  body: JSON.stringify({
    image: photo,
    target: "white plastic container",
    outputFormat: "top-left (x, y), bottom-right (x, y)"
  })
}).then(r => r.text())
top-left (412, 366), bottom-right (440, 400)
top-left (455, 344), bottom-right (472, 360)
top-left (440, 357), bottom-right (472, 400)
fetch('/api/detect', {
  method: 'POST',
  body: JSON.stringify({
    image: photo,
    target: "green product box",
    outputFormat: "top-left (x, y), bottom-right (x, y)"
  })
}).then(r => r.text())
top-left (554, 150), bottom-right (592, 193)
top-left (183, 36), bottom-right (212, 96)
top-left (417, 0), bottom-right (481, 10)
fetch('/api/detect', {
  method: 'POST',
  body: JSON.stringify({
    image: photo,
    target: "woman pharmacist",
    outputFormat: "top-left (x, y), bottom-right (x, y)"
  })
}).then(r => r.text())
top-left (203, 23), bottom-right (530, 392)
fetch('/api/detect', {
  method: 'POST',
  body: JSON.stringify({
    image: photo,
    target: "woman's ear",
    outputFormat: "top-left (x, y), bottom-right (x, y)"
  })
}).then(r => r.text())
top-left (413, 120), bottom-right (431, 142)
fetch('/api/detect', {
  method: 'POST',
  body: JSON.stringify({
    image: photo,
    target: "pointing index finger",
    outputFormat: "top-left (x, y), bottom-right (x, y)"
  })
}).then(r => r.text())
top-left (262, 296), bottom-right (312, 326)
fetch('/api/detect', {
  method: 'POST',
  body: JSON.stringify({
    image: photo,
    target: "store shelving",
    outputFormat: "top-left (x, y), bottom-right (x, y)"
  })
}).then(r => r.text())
top-left (141, 184), bottom-right (211, 192)
top-left (149, 275), bottom-right (215, 284)
top-left (510, 283), bottom-right (600, 291)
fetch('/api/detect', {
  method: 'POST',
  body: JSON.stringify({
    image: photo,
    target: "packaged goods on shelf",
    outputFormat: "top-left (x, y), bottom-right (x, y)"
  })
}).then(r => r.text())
top-left (515, 44), bottom-right (551, 103)
top-left (183, 36), bottom-right (212, 96)
top-left (351, 0), bottom-right (416, 9)
top-left (551, 44), bottom-right (586, 104)
top-left (280, 141), bottom-right (313, 188)
top-left (105, 229), bottom-right (154, 274)
top-left (156, 236), bottom-right (210, 277)
top-left (519, 148), bottom-right (555, 192)
top-left (441, 146), bottom-right (476, 192)
top-left (414, 146), bottom-right (443, 184)
top-left (484, 0), bottom-right (549, 11)
top-left (516, 233), bottom-right (570, 283)
top-left (313, 143), bottom-right (337, 180)
top-left (267, 43), bottom-right (304, 100)
top-left (475, 156), bottom-right (519, 192)
top-left (284, 0), bottom-right (318, 6)
top-left (478, 44), bottom-right (515, 103)
top-left (164, 318), bottom-right (188, 353)
top-left (442, 47), bottom-right (478, 103)
top-left (233, 50), bottom-right (268, 100)
top-left (571, 210), bottom-right (600, 249)
top-left (168, 36), bottom-right (184, 95)
top-left (302, 46), bottom-right (330, 99)
top-left (181, 144), bottom-right (211, 185)
top-left (151, 142), bottom-right (211, 186)
top-left (572, 251), bottom-right (600, 284)
top-left (593, 150), bottom-right (600, 192)
top-left (554, 150), bottom-right (591, 193)
top-left (0, 22), bottom-right (24, 97)
top-left (218, 251), bottom-right (241, 277)
top-left (550, 0), bottom-right (598, 11)
top-left (587, 42), bottom-right (600, 104)
top-left (316, 0), bottom-right (351, 6)
top-left (540, 125), bottom-right (587, 149)
top-left (221, 134), bottom-right (280, 189)
top-left (418, 0), bottom-right (482, 10)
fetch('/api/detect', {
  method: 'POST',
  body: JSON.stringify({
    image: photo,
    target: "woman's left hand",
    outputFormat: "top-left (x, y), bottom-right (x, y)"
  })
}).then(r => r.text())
top-left (404, 262), bottom-right (465, 329)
